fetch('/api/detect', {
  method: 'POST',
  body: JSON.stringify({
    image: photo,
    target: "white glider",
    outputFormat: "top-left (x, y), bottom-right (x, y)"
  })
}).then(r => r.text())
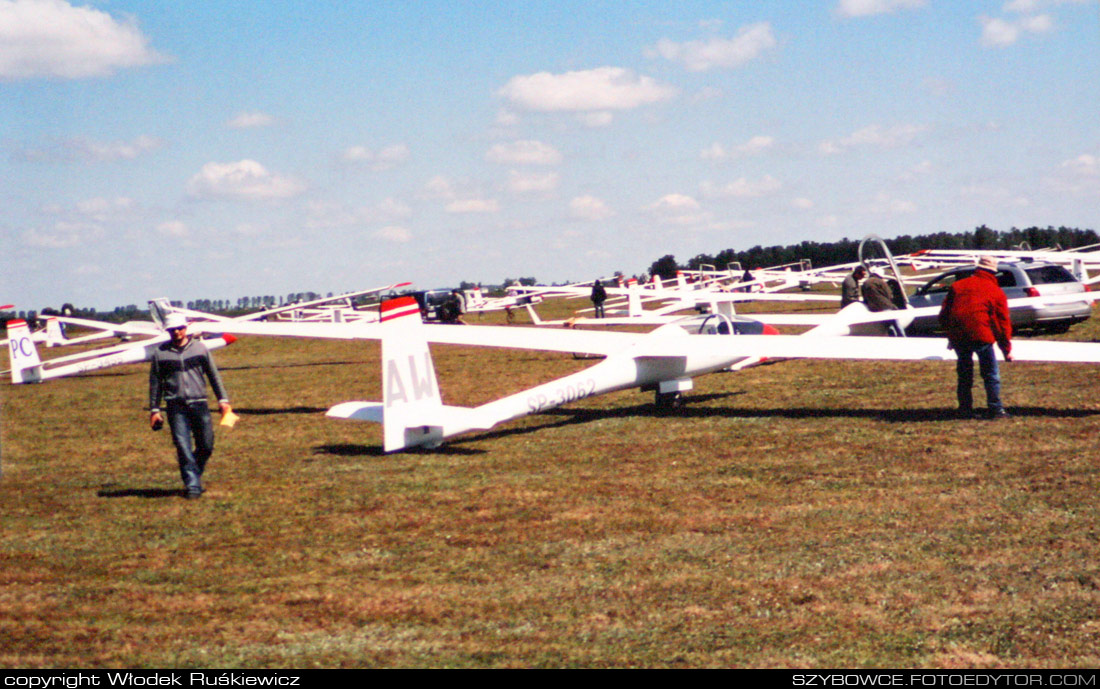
top-left (5, 319), bottom-right (236, 384)
top-left (203, 296), bottom-right (1100, 453)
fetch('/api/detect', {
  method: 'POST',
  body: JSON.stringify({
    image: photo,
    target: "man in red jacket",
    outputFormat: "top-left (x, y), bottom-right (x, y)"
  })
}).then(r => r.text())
top-left (938, 255), bottom-right (1013, 419)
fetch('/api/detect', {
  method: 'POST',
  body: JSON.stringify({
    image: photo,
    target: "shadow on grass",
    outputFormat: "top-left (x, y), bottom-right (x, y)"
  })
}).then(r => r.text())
top-left (312, 443), bottom-right (486, 458)
top-left (233, 406), bottom-right (328, 415)
top-left (97, 487), bottom-right (186, 499)
top-left (220, 360), bottom-right (368, 372)
top-left (307, 394), bottom-right (1100, 456)
top-left (455, 396), bottom-right (1100, 444)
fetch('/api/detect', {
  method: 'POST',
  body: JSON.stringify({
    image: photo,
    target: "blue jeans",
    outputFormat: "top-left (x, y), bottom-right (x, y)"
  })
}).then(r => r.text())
top-left (954, 341), bottom-right (1003, 413)
top-left (166, 400), bottom-right (215, 493)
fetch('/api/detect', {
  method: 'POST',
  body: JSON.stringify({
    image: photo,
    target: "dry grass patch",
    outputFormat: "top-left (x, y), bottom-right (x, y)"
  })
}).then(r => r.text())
top-left (2, 300), bottom-right (1100, 667)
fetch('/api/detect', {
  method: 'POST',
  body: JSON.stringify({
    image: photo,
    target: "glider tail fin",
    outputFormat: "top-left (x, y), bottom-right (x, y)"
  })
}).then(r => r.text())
top-left (44, 317), bottom-right (64, 347)
top-left (7, 320), bottom-right (43, 384)
top-left (148, 297), bottom-right (172, 329)
top-left (327, 296), bottom-right (462, 452)
top-left (627, 281), bottom-right (642, 317)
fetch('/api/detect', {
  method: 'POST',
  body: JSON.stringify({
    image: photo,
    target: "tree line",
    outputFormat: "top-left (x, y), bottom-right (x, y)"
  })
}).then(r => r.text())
top-left (647, 225), bottom-right (1100, 280)
top-left (5, 225), bottom-right (1097, 326)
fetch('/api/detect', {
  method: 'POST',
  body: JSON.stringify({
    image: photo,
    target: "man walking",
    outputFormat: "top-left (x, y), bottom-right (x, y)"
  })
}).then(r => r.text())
top-left (149, 313), bottom-right (233, 498)
top-left (938, 256), bottom-right (1012, 419)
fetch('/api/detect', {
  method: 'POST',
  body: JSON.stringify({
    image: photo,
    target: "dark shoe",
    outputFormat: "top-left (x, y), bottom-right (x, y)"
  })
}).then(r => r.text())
top-left (185, 489), bottom-right (204, 500)
top-left (956, 408), bottom-right (976, 419)
top-left (989, 409), bottom-right (1011, 420)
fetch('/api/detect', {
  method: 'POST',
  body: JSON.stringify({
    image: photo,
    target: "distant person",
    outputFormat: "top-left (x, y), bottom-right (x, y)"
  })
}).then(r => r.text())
top-left (939, 256), bottom-right (1012, 420)
top-left (841, 265), bottom-right (867, 307)
top-left (862, 269), bottom-right (902, 336)
top-left (590, 280), bottom-right (607, 318)
top-left (148, 313), bottom-right (233, 499)
top-left (438, 291), bottom-right (466, 324)
top-left (738, 268), bottom-right (754, 293)
top-left (860, 269), bottom-right (896, 313)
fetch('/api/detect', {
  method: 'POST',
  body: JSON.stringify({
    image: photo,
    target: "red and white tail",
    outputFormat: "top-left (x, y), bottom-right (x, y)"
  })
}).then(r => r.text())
top-left (7, 320), bottom-right (43, 383)
top-left (626, 280), bottom-right (642, 317)
top-left (327, 297), bottom-right (440, 451)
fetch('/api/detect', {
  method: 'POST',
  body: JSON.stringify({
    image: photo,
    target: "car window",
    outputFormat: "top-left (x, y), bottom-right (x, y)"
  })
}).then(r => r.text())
top-left (995, 270), bottom-right (1017, 288)
top-left (922, 270), bottom-right (971, 294)
top-left (1025, 265), bottom-right (1077, 285)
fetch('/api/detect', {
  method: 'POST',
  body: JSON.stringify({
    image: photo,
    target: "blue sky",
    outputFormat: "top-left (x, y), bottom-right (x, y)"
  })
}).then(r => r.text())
top-left (2, 0), bottom-right (1098, 310)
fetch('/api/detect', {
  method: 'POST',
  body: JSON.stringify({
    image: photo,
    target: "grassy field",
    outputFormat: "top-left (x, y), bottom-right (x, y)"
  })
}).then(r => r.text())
top-left (2, 299), bottom-right (1100, 668)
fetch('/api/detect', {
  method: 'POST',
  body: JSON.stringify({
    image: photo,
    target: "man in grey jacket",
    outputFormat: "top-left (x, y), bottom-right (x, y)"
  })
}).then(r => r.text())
top-left (149, 313), bottom-right (232, 499)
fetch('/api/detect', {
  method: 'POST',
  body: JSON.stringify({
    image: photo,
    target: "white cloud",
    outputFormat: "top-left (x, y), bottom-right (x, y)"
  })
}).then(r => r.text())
top-left (701, 175), bottom-right (782, 198)
top-left (792, 197), bottom-right (815, 210)
top-left (78, 135), bottom-right (162, 161)
top-left (227, 111), bottom-right (275, 129)
top-left (819, 123), bottom-right (929, 154)
top-left (234, 223), bottom-right (265, 236)
top-left (374, 226), bottom-right (412, 243)
top-left (341, 143), bottom-right (409, 171)
top-left (486, 139), bottom-right (562, 165)
top-left (1048, 153), bottom-right (1100, 197)
top-left (75, 196), bottom-right (135, 220)
top-left (422, 176), bottom-right (498, 214)
top-left (495, 109), bottom-right (520, 127)
top-left (644, 194), bottom-right (711, 227)
top-left (0, 0), bottom-right (168, 81)
top-left (498, 66), bottom-right (676, 112)
top-left (156, 220), bottom-right (188, 238)
top-left (304, 197), bottom-right (412, 229)
top-left (958, 183), bottom-right (1031, 207)
top-left (646, 194), bottom-right (700, 212)
top-left (423, 175), bottom-right (457, 200)
top-left (836, 0), bottom-right (928, 18)
top-left (375, 144), bottom-right (410, 168)
top-left (1004, 0), bottom-right (1086, 13)
top-left (1062, 154), bottom-right (1100, 177)
top-left (187, 160), bottom-right (305, 200)
top-left (577, 111), bottom-right (614, 128)
top-left (570, 195), bottom-right (614, 220)
top-left (865, 192), bottom-right (918, 215)
top-left (20, 135), bottom-right (162, 162)
top-left (22, 220), bottom-right (103, 248)
top-left (508, 170), bottom-right (560, 194)
top-left (979, 13), bottom-right (1054, 47)
top-left (701, 135), bottom-right (774, 160)
top-left (445, 198), bottom-right (499, 214)
top-left (651, 22), bottom-right (777, 72)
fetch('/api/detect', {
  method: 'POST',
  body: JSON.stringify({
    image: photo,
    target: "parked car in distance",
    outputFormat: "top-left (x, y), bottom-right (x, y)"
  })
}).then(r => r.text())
top-left (905, 260), bottom-right (1092, 334)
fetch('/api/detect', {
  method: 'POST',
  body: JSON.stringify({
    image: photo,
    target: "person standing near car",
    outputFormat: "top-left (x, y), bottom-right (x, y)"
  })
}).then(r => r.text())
top-left (149, 313), bottom-right (233, 498)
top-left (939, 255), bottom-right (1013, 419)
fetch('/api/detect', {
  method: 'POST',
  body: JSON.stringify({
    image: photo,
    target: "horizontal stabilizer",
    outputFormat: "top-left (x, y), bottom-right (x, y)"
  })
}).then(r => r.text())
top-left (326, 401), bottom-right (490, 431)
top-left (326, 401), bottom-right (385, 423)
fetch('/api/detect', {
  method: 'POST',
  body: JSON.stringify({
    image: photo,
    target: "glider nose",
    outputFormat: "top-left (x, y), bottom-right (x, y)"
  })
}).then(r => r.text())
top-left (222, 333), bottom-right (238, 345)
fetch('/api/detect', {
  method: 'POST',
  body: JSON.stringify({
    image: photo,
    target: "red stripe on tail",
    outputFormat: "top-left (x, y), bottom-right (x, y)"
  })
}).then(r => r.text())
top-left (380, 296), bottom-right (421, 323)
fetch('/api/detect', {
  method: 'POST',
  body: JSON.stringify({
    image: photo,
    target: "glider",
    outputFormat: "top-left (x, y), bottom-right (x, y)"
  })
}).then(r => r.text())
top-left (2, 283), bottom-right (413, 383)
top-left (204, 296), bottom-right (1100, 453)
top-left (5, 319), bottom-right (235, 384)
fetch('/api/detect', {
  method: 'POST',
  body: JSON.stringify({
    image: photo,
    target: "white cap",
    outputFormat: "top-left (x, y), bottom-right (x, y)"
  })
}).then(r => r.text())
top-left (164, 313), bottom-right (188, 330)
